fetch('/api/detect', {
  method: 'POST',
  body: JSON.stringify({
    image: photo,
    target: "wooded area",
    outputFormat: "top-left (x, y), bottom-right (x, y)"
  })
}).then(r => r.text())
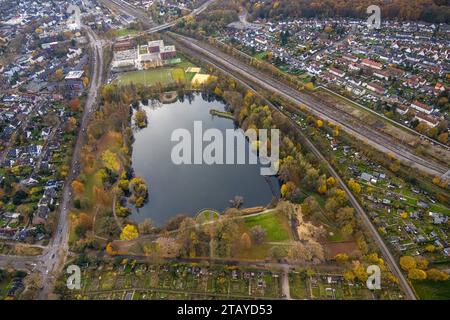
top-left (243, 0), bottom-right (450, 23)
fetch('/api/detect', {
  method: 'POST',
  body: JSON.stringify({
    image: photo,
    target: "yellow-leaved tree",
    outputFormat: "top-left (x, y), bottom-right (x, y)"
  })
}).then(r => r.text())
top-left (120, 224), bottom-right (139, 241)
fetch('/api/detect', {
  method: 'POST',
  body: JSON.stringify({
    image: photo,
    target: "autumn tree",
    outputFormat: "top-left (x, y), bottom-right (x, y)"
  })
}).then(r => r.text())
top-left (408, 268), bottom-right (427, 280)
top-left (400, 256), bottom-right (416, 271)
top-left (249, 225), bottom-right (267, 245)
top-left (343, 270), bottom-right (356, 282)
top-left (347, 179), bottom-right (361, 194)
top-left (437, 132), bottom-right (448, 144)
top-left (74, 212), bottom-right (92, 238)
top-left (71, 180), bottom-right (85, 196)
top-left (101, 150), bottom-right (120, 173)
top-left (134, 108), bottom-right (148, 129)
top-left (280, 181), bottom-right (296, 199)
top-left (129, 177), bottom-right (149, 208)
top-left (352, 260), bottom-right (368, 282)
top-left (426, 269), bottom-right (449, 281)
top-left (120, 224), bottom-right (139, 241)
top-left (138, 218), bottom-right (154, 234)
top-left (415, 256), bottom-right (429, 270)
top-left (335, 253), bottom-right (349, 264)
top-left (69, 98), bottom-right (81, 112)
top-left (240, 232), bottom-right (252, 249)
top-left (301, 196), bottom-right (321, 218)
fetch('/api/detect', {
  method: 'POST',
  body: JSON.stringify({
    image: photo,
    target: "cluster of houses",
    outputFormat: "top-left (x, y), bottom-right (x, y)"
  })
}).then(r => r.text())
top-left (223, 17), bottom-right (449, 133)
top-left (339, 149), bottom-right (450, 259)
top-left (0, 93), bottom-right (69, 242)
top-left (111, 38), bottom-right (178, 72)
top-left (0, 0), bottom-right (89, 98)
top-left (122, 0), bottom-right (202, 17)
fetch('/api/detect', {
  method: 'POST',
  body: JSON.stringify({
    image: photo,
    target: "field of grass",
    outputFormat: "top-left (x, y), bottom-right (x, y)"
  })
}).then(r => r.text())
top-left (176, 54), bottom-right (197, 70)
top-left (243, 211), bottom-right (292, 242)
top-left (116, 68), bottom-right (186, 87)
top-left (171, 68), bottom-right (186, 82)
top-left (253, 51), bottom-right (269, 60)
top-left (115, 28), bottom-right (139, 37)
top-left (413, 280), bottom-right (450, 300)
top-left (0, 273), bottom-right (11, 299)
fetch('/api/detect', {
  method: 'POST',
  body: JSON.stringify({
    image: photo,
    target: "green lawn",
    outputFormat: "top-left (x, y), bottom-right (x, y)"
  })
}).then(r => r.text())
top-left (413, 280), bottom-right (450, 300)
top-left (176, 54), bottom-right (197, 69)
top-left (244, 211), bottom-right (292, 242)
top-left (253, 51), bottom-right (269, 60)
top-left (171, 68), bottom-right (186, 82)
top-left (115, 28), bottom-right (139, 37)
top-left (0, 275), bottom-right (11, 299)
top-left (116, 68), bottom-right (186, 87)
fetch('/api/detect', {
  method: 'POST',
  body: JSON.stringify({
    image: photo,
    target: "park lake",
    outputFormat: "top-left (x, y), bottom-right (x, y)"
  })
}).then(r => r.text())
top-left (131, 92), bottom-right (280, 225)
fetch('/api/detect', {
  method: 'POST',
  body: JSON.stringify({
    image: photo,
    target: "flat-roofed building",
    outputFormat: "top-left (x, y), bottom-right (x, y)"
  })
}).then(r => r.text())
top-left (63, 70), bottom-right (84, 97)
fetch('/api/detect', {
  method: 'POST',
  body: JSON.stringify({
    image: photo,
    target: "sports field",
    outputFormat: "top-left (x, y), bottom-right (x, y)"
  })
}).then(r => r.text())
top-left (116, 68), bottom-right (186, 86)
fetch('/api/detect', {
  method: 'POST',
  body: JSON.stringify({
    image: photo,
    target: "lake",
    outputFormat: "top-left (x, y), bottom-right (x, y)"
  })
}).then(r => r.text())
top-left (131, 92), bottom-right (279, 225)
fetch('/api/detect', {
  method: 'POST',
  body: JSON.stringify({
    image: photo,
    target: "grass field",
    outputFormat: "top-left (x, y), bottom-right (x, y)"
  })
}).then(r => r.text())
top-left (116, 68), bottom-right (186, 87)
top-left (115, 28), bottom-right (139, 37)
top-left (243, 211), bottom-right (292, 242)
top-left (0, 274), bottom-right (11, 299)
top-left (253, 51), bottom-right (269, 60)
top-left (412, 280), bottom-right (450, 300)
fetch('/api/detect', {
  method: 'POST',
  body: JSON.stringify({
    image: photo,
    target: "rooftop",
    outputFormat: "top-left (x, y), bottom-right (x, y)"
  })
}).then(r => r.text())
top-left (64, 70), bottom-right (84, 80)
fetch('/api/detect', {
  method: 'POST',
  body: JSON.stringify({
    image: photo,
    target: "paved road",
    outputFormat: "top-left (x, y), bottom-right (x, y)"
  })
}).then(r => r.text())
top-left (35, 26), bottom-right (106, 299)
top-left (169, 34), bottom-right (448, 177)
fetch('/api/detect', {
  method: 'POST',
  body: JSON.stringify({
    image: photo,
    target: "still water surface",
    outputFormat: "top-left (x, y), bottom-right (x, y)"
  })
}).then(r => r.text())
top-left (131, 92), bottom-right (279, 225)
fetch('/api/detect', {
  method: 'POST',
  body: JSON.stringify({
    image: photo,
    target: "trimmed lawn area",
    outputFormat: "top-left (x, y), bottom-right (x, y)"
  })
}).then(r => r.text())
top-left (171, 68), bottom-right (186, 82)
top-left (115, 28), bottom-right (139, 37)
top-left (116, 68), bottom-right (186, 87)
top-left (413, 280), bottom-right (450, 300)
top-left (243, 211), bottom-right (292, 242)
top-left (176, 54), bottom-right (197, 69)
